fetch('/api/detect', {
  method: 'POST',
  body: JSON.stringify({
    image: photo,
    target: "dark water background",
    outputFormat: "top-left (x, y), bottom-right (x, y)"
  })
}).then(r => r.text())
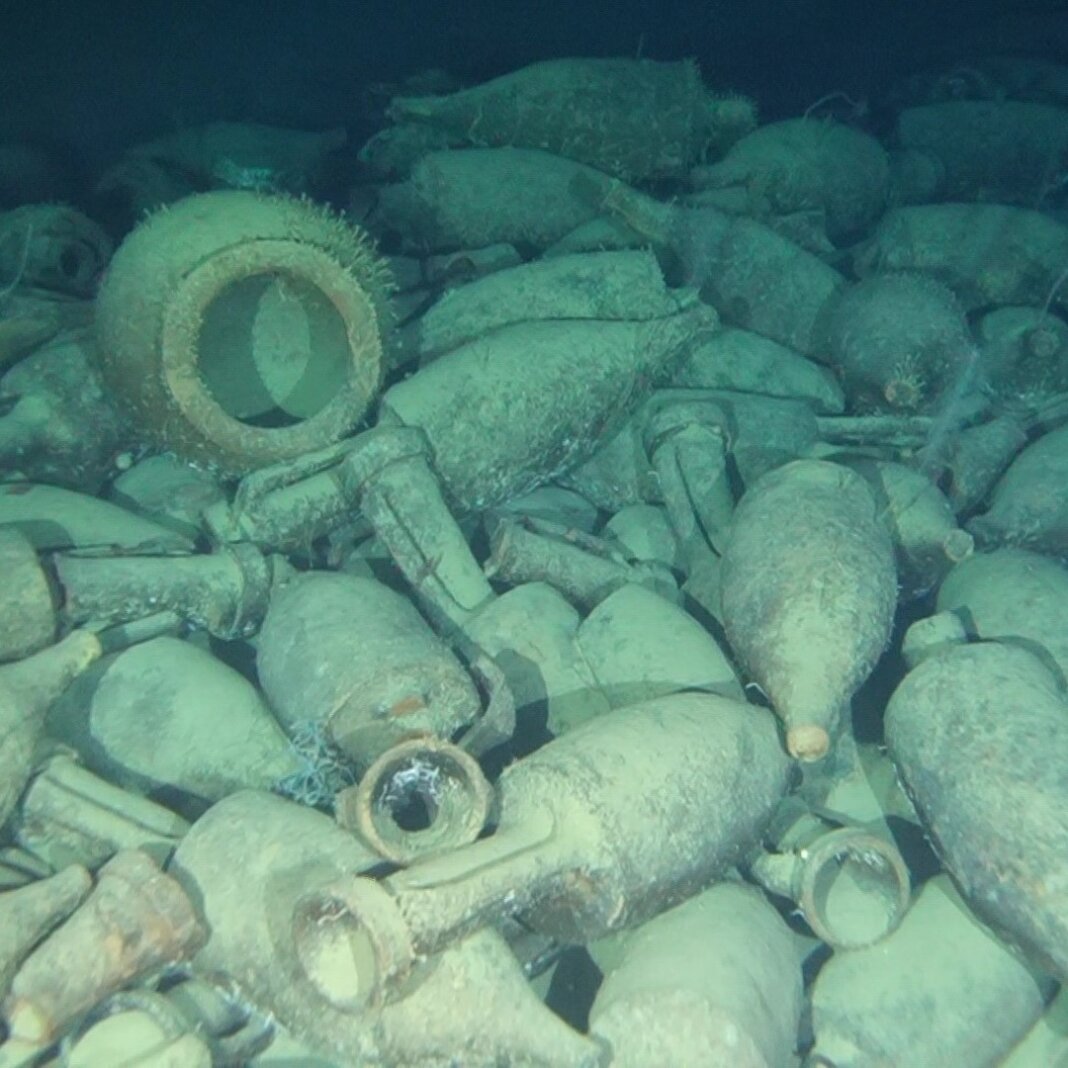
top-left (1, 0), bottom-right (1065, 182)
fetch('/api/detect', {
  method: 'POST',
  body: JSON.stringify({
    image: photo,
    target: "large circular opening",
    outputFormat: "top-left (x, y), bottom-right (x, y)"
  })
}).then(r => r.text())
top-left (158, 235), bottom-right (384, 473)
top-left (337, 739), bottom-right (492, 865)
top-left (801, 830), bottom-right (910, 949)
top-left (292, 893), bottom-right (377, 1012)
top-left (197, 270), bottom-right (353, 426)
